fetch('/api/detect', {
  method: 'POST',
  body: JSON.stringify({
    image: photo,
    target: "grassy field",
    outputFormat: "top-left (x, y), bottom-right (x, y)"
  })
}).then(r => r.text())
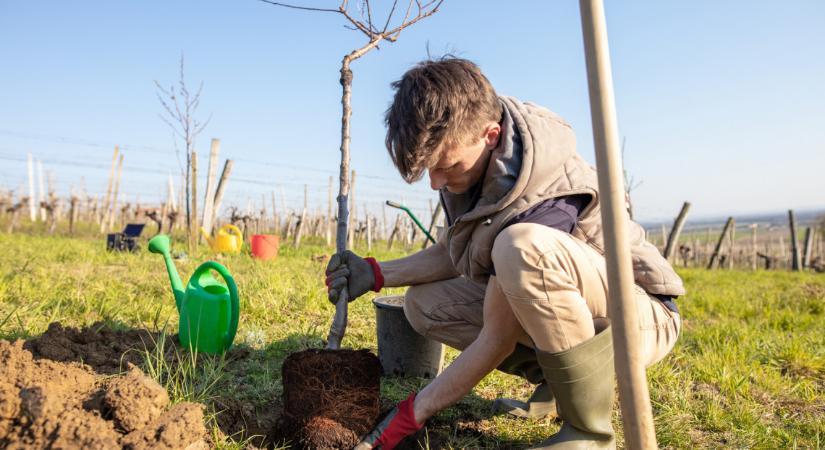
top-left (0, 230), bottom-right (823, 449)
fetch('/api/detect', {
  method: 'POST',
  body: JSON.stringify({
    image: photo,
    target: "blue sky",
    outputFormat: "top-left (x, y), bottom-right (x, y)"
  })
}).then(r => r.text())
top-left (1, 1), bottom-right (823, 222)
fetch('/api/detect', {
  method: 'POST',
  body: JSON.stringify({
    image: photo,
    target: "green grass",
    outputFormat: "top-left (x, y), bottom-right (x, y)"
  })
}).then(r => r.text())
top-left (0, 229), bottom-right (823, 449)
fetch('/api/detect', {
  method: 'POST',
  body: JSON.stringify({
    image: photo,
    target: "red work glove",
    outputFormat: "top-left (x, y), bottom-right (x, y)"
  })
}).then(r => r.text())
top-left (353, 393), bottom-right (423, 450)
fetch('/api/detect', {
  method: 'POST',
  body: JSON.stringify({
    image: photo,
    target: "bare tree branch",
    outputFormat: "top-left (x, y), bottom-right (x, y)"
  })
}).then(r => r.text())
top-left (381, 0), bottom-right (400, 33)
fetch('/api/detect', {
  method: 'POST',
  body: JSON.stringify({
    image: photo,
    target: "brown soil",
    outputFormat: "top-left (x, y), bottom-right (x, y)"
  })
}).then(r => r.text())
top-left (278, 349), bottom-right (382, 450)
top-left (24, 321), bottom-right (157, 374)
top-left (0, 337), bottom-right (207, 449)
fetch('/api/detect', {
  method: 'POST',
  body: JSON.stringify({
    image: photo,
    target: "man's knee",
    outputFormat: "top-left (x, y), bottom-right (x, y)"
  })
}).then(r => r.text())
top-left (402, 284), bottom-right (431, 336)
top-left (492, 223), bottom-right (570, 288)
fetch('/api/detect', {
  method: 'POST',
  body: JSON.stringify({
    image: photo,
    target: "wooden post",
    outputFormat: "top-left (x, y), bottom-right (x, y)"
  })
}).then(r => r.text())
top-left (365, 208), bottom-right (372, 252)
top-left (201, 138), bottom-right (221, 238)
top-left (348, 170), bottom-right (356, 250)
top-left (107, 154), bottom-right (124, 231)
top-left (327, 176), bottom-right (333, 247)
top-left (802, 227), bottom-right (813, 269)
top-left (36, 160), bottom-right (46, 221)
top-left (27, 153), bottom-right (36, 222)
top-left (100, 147), bottom-right (119, 231)
top-left (663, 201), bottom-right (691, 260)
top-left (168, 173), bottom-right (177, 212)
top-left (387, 213), bottom-right (402, 250)
top-left (707, 217), bottom-right (734, 269)
top-left (69, 195), bottom-right (79, 235)
top-left (727, 220), bottom-right (736, 269)
top-left (272, 191), bottom-right (280, 235)
top-left (210, 159), bottom-right (234, 231)
top-left (189, 152), bottom-right (198, 256)
top-left (788, 210), bottom-right (801, 271)
top-left (660, 224), bottom-right (667, 252)
top-left (750, 224), bottom-right (758, 271)
top-left (178, 173), bottom-right (185, 230)
top-left (579, 1), bottom-right (657, 446)
top-left (423, 201), bottom-right (444, 249)
top-left (382, 202), bottom-right (388, 241)
top-left (294, 185), bottom-right (308, 249)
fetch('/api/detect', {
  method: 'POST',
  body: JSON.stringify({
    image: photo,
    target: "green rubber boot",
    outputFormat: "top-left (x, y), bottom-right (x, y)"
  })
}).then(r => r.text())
top-left (528, 326), bottom-right (616, 450)
top-left (492, 343), bottom-right (558, 419)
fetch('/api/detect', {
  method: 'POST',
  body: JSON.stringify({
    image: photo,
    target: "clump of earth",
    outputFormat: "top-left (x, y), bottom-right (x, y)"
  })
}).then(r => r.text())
top-left (278, 348), bottom-right (382, 450)
top-left (0, 326), bottom-right (207, 449)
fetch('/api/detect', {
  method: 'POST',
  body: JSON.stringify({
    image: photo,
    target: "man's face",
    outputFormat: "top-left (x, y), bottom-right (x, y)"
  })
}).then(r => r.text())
top-left (427, 123), bottom-right (501, 194)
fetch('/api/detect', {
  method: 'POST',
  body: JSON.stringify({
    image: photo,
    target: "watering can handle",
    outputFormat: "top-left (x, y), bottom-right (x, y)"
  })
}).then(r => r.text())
top-left (192, 261), bottom-right (240, 352)
top-left (221, 224), bottom-right (243, 240)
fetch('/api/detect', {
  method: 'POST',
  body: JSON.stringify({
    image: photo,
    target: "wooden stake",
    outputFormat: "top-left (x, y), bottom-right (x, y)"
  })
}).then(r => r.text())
top-left (423, 201), bottom-right (443, 249)
top-left (348, 170), bottom-right (356, 250)
top-left (660, 223), bottom-right (667, 252)
top-left (387, 213), bottom-right (401, 250)
top-left (100, 147), bottom-right (119, 231)
top-left (272, 191), bottom-right (280, 235)
top-left (37, 159), bottom-right (45, 221)
top-left (211, 159), bottom-right (234, 231)
top-left (26, 154), bottom-right (37, 222)
top-left (707, 217), bottom-right (734, 269)
top-left (189, 152), bottom-right (198, 256)
top-left (107, 154), bottom-right (124, 231)
top-left (365, 208), bottom-right (372, 252)
top-left (728, 220), bottom-right (736, 269)
top-left (327, 175), bottom-right (333, 247)
top-left (802, 227), bottom-right (813, 269)
top-left (750, 224), bottom-right (758, 271)
top-left (294, 185), bottom-right (308, 248)
top-left (789, 210), bottom-right (801, 271)
top-left (580, 1), bottom-right (657, 445)
top-left (201, 138), bottom-right (221, 237)
top-left (663, 201), bottom-right (691, 260)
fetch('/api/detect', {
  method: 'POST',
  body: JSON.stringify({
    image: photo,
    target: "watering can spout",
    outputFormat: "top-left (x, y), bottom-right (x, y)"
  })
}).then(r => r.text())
top-left (199, 227), bottom-right (214, 247)
top-left (148, 234), bottom-right (186, 311)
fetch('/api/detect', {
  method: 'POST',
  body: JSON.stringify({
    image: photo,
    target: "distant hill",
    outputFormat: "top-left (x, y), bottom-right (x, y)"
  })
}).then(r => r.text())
top-left (642, 208), bottom-right (824, 232)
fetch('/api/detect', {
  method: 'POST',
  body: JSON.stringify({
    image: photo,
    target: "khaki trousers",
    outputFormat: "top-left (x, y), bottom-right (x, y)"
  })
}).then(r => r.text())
top-left (403, 223), bottom-right (680, 365)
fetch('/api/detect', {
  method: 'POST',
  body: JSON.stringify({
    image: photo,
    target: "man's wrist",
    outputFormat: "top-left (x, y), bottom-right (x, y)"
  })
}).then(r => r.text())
top-left (364, 257), bottom-right (384, 292)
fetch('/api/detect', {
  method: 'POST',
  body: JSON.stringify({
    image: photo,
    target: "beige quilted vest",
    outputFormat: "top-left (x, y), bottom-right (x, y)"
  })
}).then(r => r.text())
top-left (444, 97), bottom-right (685, 297)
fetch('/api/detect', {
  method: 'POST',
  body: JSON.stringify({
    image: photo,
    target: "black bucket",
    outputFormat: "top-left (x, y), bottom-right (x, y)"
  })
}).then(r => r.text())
top-left (373, 295), bottom-right (444, 378)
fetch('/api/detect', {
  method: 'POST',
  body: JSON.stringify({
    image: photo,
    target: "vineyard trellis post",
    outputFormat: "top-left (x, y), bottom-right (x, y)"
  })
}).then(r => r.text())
top-left (708, 217), bottom-right (734, 269)
top-left (663, 201), bottom-right (691, 261)
top-left (789, 209), bottom-right (801, 271)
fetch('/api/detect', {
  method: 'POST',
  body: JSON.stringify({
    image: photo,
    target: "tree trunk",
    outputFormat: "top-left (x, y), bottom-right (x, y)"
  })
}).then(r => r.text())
top-left (327, 40), bottom-right (384, 349)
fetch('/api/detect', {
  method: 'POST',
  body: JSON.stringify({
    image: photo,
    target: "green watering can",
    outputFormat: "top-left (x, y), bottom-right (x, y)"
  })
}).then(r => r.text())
top-left (148, 234), bottom-right (239, 354)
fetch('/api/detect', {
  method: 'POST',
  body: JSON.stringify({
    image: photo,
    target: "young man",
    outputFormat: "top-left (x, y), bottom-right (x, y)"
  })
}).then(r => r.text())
top-left (325, 58), bottom-right (684, 449)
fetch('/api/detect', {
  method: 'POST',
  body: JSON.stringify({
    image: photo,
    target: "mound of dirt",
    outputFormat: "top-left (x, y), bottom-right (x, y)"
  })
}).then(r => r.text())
top-left (104, 365), bottom-right (170, 433)
top-left (24, 321), bottom-right (157, 374)
top-left (0, 339), bottom-right (206, 450)
top-left (279, 349), bottom-right (382, 450)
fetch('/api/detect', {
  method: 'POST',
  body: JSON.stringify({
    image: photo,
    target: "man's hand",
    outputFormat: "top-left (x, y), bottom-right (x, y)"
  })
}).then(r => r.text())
top-left (353, 393), bottom-right (422, 450)
top-left (325, 250), bottom-right (383, 304)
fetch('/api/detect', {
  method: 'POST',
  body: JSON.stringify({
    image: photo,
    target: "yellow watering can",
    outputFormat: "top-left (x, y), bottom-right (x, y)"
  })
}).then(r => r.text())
top-left (200, 224), bottom-right (243, 254)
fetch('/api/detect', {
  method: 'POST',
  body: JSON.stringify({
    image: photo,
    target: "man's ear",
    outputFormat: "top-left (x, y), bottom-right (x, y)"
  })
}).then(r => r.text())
top-left (483, 122), bottom-right (502, 150)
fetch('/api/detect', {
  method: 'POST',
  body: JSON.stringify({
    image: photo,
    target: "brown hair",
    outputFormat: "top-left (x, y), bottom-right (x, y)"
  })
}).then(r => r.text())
top-left (385, 57), bottom-right (502, 182)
